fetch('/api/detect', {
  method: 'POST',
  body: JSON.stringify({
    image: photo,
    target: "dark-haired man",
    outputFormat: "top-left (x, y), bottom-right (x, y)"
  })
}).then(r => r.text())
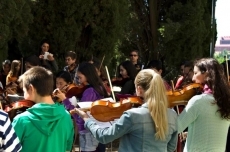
top-left (12, 67), bottom-right (74, 152)
top-left (63, 51), bottom-right (78, 83)
top-left (129, 50), bottom-right (144, 72)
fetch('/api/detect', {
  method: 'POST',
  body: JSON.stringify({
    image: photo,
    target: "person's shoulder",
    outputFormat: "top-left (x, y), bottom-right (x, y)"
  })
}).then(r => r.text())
top-left (13, 111), bottom-right (31, 122)
top-left (63, 66), bottom-right (68, 71)
top-left (84, 86), bottom-right (95, 93)
top-left (0, 110), bottom-right (9, 122)
top-left (126, 105), bottom-right (149, 116)
top-left (188, 93), bottom-right (214, 107)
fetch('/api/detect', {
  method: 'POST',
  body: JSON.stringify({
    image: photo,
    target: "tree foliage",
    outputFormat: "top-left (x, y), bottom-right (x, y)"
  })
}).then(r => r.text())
top-left (20, 0), bottom-right (130, 68)
top-left (0, 0), bottom-right (32, 61)
top-left (1, 0), bottom-right (216, 79)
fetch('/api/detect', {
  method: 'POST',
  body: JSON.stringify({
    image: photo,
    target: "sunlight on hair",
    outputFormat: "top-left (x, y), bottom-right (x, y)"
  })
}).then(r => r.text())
top-left (135, 69), bottom-right (168, 140)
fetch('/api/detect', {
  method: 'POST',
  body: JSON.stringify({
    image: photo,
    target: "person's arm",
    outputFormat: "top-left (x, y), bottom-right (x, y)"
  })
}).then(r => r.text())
top-left (54, 89), bottom-right (76, 111)
top-left (63, 98), bottom-right (76, 111)
top-left (50, 60), bottom-right (59, 72)
top-left (11, 117), bottom-right (24, 141)
top-left (84, 111), bottom-right (133, 144)
top-left (80, 88), bottom-right (98, 102)
top-left (2, 114), bottom-right (22, 152)
top-left (167, 130), bottom-right (178, 152)
top-left (177, 95), bottom-right (202, 132)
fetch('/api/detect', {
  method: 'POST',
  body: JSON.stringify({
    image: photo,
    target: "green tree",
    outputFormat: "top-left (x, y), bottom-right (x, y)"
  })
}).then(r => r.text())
top-left (0, 0), bottom-right (32, 62)
top-left (21, 0), bottom-right (130, 69)
top-left (160, 0), bottom-right (213, 66)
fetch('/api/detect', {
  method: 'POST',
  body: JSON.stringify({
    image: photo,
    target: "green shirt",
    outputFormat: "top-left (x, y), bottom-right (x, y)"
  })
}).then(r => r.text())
top-left (12, 103), bottom-right (74, 152)
top-left (178, 94), bottom-right (230, 152)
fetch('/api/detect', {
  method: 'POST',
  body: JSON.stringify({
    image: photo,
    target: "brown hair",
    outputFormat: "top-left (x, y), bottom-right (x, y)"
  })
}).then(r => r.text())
top-left (65, 51), bottom-right (77, 60)
top-left (194, 58), bottom-right (230, 119)
top-left (8, 60), bottom-right (20, 77)
top-left (19, 67), bottom-right (54, 96)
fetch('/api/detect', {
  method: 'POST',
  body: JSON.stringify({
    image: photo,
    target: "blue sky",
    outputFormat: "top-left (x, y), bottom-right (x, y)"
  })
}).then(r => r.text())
top-left (215, 0), bottom-right (230, 45)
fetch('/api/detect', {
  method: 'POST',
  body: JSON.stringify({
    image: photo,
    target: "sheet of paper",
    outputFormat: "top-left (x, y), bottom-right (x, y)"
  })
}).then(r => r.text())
top-left (77, 101), bottom-right (93, 109)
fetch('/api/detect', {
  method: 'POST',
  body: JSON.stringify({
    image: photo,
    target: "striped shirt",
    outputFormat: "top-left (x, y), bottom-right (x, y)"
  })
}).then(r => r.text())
top-left (0, 110), bottom-right (21, 152)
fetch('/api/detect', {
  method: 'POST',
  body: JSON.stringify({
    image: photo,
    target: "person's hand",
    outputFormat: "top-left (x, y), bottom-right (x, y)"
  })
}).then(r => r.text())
top-left (72, 108), bottom-right (90, 121)
top-left (179, 132), bottom-right (187, 142)
top-left (6, 88), bottom-right (16, 95)
top-left (47, 54), bottom-right (54, 61)
top-left (53, 89), bottom-right (66, 101)
top-left (39, 55), bottom-right (44, 59)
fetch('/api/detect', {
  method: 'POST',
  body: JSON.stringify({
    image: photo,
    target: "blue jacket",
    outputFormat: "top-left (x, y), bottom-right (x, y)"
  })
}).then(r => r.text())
top-left (85, 103), bottom-right (178, 152)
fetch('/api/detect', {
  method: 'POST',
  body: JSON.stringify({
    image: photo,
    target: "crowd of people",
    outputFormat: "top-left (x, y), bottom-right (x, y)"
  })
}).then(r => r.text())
top-left (0, 40), bottom-right (230, 152)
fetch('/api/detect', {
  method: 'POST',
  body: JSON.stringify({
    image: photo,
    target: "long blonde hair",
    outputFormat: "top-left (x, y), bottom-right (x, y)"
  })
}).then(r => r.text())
top-left (135, 69), bottom-right (168, 140)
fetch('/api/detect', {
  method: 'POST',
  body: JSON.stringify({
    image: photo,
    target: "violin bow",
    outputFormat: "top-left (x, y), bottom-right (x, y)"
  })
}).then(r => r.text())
top-left (225, 56), bottom-right (229, 82)
top-left (99, 55), bottom-right (105, 71)
top-left (105, 66), bottom-right (116, 102)
top-left (21, 57), bottom-right (24, 75)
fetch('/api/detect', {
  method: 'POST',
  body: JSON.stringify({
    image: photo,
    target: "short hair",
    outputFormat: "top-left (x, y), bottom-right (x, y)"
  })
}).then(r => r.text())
top-left (130, 50), bottom-right (139, 56)
top-left (147, 60), bottom-right (162, 71)
top-left (65, 51), bottom-right (77, 60)
top-left (19, 67), bottom-right (53, 96)
top-left (25, 55), bottom-right (41, 66)
top-left (56, 71), bottom-right (72, 84)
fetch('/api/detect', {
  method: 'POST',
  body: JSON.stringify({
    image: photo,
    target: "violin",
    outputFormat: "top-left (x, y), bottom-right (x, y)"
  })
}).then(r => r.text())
top-left (4, 99), bottom-right (34, 120)
top-left (111, 77), bottom-right (124, 87)
top-left (70, 96), bottom-right (143, 122)
top-left (53, 83), bottom-right (87, 102)
top-left (167, 83), bottom-right (203, 108)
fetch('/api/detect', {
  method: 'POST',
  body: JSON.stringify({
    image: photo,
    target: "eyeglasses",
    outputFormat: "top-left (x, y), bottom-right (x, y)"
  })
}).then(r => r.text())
top-left (130, 54), bottom-right (137, 57)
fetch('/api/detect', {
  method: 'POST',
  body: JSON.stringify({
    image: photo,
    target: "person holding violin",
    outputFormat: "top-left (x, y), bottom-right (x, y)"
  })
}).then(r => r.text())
top-left (11, 67), bottom-right (74, 152)
top-left (91, 61), bottom-right (111, 96)
top-left (53, 71), bottom-right (78, 109)
top-left (63, 51), bottom-right (79, 84)
top-left (73, 69), bottom-right (178, 152)
top-left (221, 59), bottom-right (230, 151)
top-left (117, 60), bottom-right (137, 95)
top-left (175, 61), bottom-right (194, 89)
top-left (178, 58), bottom-right (230, 151)
top-left (5, 60), bottom-right (21, 95)
top-left (76, 62), bottom-right (108, 152)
